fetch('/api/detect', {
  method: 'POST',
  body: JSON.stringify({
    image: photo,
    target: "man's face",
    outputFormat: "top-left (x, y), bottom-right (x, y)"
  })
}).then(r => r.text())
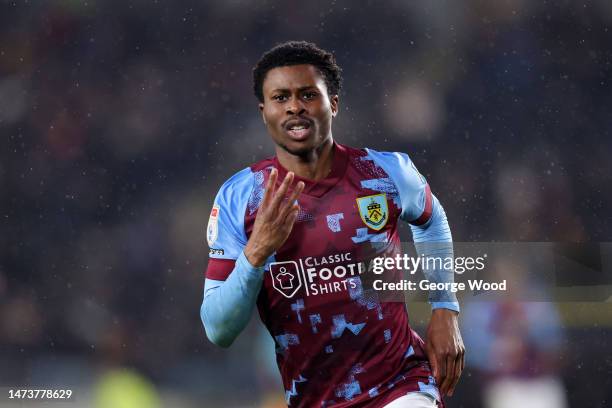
top-left (259, 64), bottom-right (338, 157)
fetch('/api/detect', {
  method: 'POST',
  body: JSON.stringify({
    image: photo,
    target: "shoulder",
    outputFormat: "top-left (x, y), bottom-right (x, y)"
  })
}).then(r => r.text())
top-left (340, 143), bottom-right (423, 185)
top-left (214, 167), bottom-right (255, 203)
top-left (340, 143), bottom-right (418, 174)
top-left (363, 148), bottom-right (416, 170)
top-left (362, 148), bottom-right (425, 182)
top-left (215, 156), bottom-right (274, 201)
top-left (207, 167), bottom-right (254, 249)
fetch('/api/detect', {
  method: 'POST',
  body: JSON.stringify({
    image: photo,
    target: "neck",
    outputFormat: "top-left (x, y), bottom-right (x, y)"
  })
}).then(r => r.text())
top-left (276, 137), bottom-right (335, 181)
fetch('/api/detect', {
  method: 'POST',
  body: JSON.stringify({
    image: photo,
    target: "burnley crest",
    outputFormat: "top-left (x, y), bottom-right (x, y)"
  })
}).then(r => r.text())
top-left (356, 193), bottom-right (388, 231)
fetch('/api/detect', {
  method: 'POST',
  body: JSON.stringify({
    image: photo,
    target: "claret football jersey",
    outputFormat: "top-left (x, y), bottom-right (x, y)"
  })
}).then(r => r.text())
top-left (205, 143), bottom-right (442, 407)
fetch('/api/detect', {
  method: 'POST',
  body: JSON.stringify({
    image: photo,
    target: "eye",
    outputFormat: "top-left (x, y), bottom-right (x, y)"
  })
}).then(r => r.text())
top-left (303, 91), bottom-right (318, 100)
top-left (272, 94), bottom-right (288, 102)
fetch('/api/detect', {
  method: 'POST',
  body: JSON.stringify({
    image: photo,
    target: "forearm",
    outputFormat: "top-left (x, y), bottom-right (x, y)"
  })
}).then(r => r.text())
top-left (410, 196), bottom-right (459, 312)
top-left (200, 251), bottom-right (265, 347)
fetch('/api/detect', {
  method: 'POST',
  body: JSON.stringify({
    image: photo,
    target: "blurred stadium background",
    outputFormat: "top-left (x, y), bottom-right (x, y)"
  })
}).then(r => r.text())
top-left (1, 1), bottom-right (611, 407)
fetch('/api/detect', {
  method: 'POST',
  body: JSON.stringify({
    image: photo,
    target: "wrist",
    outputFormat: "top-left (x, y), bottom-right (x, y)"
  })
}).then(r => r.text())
top-left (431, 301), bottom-right (460, 313)
top-left (432, 308), bottom-right (459, 318)
top-left (244, 242), bottom-right (270, 267)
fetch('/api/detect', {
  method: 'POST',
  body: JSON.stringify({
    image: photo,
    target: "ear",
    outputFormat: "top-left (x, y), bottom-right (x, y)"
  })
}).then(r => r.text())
top-left (259, 103), bottom-right (266, 125)
top-left (330, 95), bottom-right (339, 118)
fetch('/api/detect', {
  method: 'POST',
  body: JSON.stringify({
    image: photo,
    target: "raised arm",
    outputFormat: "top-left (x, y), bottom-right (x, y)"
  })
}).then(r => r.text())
top-left (201, 168), bottom-right (303, 347)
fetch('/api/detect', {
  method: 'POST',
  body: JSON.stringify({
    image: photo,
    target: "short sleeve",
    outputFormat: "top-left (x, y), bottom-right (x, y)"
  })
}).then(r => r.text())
top-left (205, 167), bottom-right (254, 280)
top-left (364, 149), bottom-right (433, 225)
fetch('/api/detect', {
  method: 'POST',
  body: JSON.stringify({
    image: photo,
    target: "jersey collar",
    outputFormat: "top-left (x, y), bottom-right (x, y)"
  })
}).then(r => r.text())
top-left (272, 142), bottom-right (349, 198)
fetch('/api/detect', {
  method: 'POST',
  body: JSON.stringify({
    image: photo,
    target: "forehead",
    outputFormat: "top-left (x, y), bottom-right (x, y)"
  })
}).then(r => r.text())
top-left (262, 64), bottom-right (327, 93)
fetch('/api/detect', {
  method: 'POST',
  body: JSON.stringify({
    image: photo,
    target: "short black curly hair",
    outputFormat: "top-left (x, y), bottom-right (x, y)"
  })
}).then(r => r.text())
top-left (252, 41), bottom-right (343, 103)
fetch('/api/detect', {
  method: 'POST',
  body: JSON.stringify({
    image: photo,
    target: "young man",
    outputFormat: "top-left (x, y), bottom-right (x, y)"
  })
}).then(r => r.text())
top-left (201, 41), bottom-right (464, 408)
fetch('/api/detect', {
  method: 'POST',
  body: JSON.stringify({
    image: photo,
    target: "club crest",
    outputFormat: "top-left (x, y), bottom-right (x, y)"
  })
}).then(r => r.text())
top-left (356, 193), bottom-right (388, 231)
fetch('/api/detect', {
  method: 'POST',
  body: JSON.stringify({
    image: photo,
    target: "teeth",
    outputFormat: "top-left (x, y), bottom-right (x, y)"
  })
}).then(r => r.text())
top-left (290, 125), bottom-right (306, 130)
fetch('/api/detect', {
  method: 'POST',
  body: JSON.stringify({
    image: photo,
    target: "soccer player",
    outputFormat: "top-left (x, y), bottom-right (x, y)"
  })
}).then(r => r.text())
top-left (201, 41), bottom-right (464, 407)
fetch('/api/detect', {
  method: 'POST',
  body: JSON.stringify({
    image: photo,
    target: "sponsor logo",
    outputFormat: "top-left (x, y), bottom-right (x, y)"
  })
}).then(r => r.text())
top-left (268, 252), bottom-right (364, 298)
top-left (209, 248), bottom-right (224, 256)
top-left (356, 193), bottom-right (388, 231)
top-left (207, 204), bottom-right (219, 246)
top-left (269, 261), bottom-right (302, 298)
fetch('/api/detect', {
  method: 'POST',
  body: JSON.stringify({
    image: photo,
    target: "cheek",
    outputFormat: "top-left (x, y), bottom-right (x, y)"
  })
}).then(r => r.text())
top-left (262, 109), bottom-right (276, 127)
top-left (317, 104), bottom-right (333, 125)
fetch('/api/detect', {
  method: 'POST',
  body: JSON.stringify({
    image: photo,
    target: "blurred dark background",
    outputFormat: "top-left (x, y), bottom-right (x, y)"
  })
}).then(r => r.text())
top-left (1, 1), bottom-right (611, 407)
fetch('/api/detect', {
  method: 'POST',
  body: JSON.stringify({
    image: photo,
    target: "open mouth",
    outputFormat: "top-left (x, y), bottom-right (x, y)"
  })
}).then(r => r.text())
top-left (285, 119), bottom-right (313, 141)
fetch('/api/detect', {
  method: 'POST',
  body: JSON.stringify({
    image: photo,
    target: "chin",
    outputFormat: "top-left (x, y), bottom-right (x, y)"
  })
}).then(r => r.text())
top-left (275, 133), bottom-right (331, 158)
top-left (281, 142), bottom-right (316, 157)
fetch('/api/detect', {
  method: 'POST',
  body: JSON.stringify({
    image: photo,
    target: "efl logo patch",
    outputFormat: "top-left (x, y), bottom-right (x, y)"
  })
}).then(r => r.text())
top-left (269, 261), bottom-right (302, 298)
top-left (356, 193), bottom-right (388, 231)
top-left (206, 204), bottom-right (219, 247)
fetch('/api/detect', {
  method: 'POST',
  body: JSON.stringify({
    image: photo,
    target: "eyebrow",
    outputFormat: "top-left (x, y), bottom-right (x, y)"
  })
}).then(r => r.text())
top-left (269, 86), bottom-right (318, 93)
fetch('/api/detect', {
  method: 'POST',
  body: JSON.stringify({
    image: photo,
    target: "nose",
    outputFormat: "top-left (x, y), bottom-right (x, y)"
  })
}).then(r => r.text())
top-left (286, 96), bottom-right (306, 116)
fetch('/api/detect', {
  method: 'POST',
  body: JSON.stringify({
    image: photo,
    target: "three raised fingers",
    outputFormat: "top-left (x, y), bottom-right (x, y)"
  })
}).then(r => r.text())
top-left (261, 169), bottom-right (305, 225)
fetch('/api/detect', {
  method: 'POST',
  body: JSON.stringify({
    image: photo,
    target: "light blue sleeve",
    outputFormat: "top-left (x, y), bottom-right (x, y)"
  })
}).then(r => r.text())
top-left (365, 149), bottom-right (459, 312)
top-left (410, 196), bottom-right (459, 312)
top-left (202, 167), bottom-right (268, 347)
top-left (201, 252), bottom-right (265, 348)
top-left (206, 167), bottom-right (253, 261)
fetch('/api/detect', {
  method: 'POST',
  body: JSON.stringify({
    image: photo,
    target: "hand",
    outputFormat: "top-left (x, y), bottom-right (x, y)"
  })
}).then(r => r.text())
top-left (425, 308), bottom-right (465, 397)
top-left (244, 168), bottom-right (305, 267)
